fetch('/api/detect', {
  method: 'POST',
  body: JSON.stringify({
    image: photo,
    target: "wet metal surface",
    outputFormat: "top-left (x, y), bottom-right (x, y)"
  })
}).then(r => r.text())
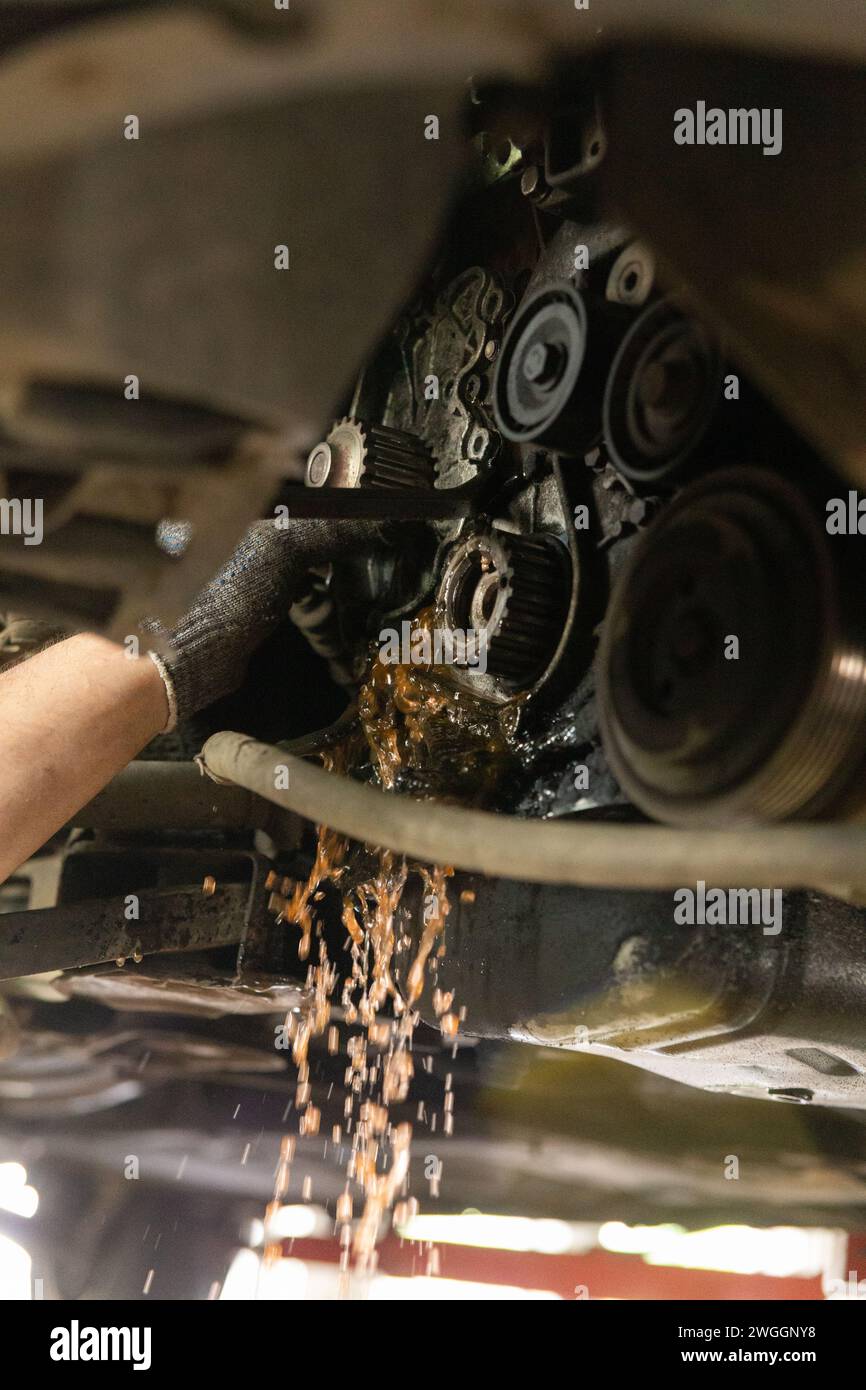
top-left (0, 884), bottom-right (249, 980)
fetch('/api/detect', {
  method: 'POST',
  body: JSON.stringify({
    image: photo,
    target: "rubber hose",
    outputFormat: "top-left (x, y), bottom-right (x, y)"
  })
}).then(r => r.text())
top-left (199, 730), bottom-right (866, 893)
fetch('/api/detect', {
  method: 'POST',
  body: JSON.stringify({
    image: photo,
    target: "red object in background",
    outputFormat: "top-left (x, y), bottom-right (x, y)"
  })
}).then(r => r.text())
top-left (281, 1237), bottom-right (825, 1300)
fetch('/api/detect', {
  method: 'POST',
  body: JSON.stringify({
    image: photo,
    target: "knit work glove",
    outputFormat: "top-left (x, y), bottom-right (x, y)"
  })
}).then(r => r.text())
top-left (146, 518), bottom-right (381, 729)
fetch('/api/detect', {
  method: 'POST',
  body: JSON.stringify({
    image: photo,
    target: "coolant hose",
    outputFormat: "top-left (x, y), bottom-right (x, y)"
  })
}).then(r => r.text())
top-left (199, 731), bottom-right (866, 893)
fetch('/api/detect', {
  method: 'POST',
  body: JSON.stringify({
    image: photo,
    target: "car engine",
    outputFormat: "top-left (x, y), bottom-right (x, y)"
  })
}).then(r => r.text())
top-left (0, 0), bottom-right (865, 1300)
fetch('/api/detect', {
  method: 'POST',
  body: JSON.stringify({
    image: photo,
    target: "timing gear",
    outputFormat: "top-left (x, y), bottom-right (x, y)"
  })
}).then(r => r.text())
top-left (437, 527), bottom-right (568, 687)
top-left (305, 418), bottom-right (437, 491)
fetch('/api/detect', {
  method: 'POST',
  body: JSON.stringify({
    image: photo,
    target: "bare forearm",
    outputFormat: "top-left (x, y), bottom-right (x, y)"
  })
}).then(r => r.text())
top-left (0, 633), bottom-right (168, 883)
top-left (0, 521), bottom-right (383, 886)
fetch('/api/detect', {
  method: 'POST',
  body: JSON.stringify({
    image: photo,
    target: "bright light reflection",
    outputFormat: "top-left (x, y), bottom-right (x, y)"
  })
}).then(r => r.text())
top-left (396, 1210), bottom-right (593, 1255)
top-left (598, 1222), bottom-right (842, 1278)
top-left (369, 1275), bottom-right (560, 1300)
top-left (220, 1249), bottom-right (309, 1301)
top-left (0, 1234), bottom-right (31, 1300)
top-left (0, 1163), bottom-right (38, 1219)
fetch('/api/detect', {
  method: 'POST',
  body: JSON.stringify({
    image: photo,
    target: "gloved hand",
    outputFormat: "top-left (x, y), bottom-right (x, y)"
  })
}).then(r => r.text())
top-left (146, 517), bottom-right (382, 729)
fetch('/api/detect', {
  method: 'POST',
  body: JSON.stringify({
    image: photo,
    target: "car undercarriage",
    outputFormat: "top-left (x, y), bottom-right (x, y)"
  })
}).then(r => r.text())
top-left (1, 0), bottom-right (866, 1305)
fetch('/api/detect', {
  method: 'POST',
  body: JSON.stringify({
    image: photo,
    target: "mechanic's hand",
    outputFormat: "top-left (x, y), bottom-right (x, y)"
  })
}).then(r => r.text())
top-left (146, 517), bottom-right (382, 729)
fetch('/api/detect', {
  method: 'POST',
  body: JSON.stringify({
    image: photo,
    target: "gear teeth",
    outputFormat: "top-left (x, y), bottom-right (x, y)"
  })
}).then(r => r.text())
top-left (438, 528), bottom-right (568, 688)
top-left (324, 417), bottom-right (437, 491)
top-left (359, 424), bottom-right (438, 489)
top-left (487, 534), bottom-right (566, 683)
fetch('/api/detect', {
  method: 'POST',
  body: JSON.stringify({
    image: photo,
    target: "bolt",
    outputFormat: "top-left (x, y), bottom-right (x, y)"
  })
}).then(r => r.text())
top-left (638, 356), bottom-right (695, 413)
top-left (625, 498), bottom-right (650, 526)
top-left (306, 442), bottom-right (332, 488)
top-left (523, 341), bottom-right (565, 389)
